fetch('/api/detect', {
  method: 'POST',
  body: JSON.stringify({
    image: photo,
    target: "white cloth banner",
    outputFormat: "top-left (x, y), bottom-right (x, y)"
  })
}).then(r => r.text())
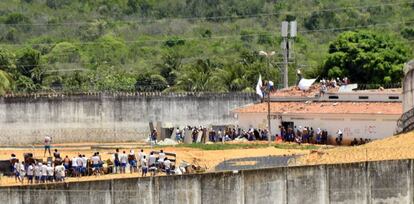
top-left (256, 75), bottom-right (263, 98)
top-left (298, 78), bottom-right (317, 91)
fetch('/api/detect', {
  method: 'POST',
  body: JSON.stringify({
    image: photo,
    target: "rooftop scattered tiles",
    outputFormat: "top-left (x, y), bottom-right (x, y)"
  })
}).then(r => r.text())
top-left (233, 102), bottom-right (402, 115)
top-left (270, 84), bottom-right (401, 97)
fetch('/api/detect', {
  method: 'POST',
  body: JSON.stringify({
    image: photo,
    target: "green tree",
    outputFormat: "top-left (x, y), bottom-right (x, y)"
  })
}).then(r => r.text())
top-left (87, 35), bottom-right (128, 65)
top-left (135, 73), bottom-right (168, 92)
top-left (321, 30), bottom-right (412, 84)
top-left (93, 64), bottom-right (136, 92)
top-left (46, 42), bottom-right (81, 63)
top-left (4, 13), bottom-right (31, 31)
top-left (401, 27), bottom-right (414, 40)
top-left (16, 48), bottom-right (40, 78)
top-left (175, 59), bottom-right (224, 92)
top-left (155, 51), bottom-right (182, 85)
top-left (0, 70), bottom-right (12, 95)
top-left (126, 0), bottom-right (139, 14)
top-left (213, 64), bottom-right (250, 92)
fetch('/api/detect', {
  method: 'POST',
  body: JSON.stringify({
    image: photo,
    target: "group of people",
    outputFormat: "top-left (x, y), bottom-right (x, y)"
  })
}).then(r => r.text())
top-left (112, 149), bottom-right (174, 177)
top-left (279, 126), bottom-right (331, 145)
top-left (319, 77), bottom-right (350, 95)
top-left (164, 125), bottom-right (357, 146)
top-left (171, 126), bottom-right (271, 143)
top-left (10, 153), bottom-right (66, 184)
top-left (350, 138), bottom-right (372, 146)
top-left (9, 147), bottom-right (177, 184)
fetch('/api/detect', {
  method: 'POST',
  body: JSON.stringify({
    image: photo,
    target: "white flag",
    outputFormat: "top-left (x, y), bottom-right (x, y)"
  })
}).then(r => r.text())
top-left (256, 75), bottom-right (263, 98)
top-left (298, 78), bottom-right (317, 91)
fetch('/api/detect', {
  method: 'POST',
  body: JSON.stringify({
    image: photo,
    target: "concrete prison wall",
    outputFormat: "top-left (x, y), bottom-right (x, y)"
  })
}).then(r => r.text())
top-left (0, 159), bottom-right (413, 204)
top-left (0, 92), bottom-right (257, 145)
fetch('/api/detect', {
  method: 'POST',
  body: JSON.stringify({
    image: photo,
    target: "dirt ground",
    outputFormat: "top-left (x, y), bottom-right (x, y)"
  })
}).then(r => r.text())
top-left (0, 142), bottom-right (309, 186)
top-left (296, 131), bottom-right (414, 165)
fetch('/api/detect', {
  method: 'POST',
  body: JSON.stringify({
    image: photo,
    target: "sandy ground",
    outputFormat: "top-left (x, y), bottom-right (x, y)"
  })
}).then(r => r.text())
top-left (0, 142), bottom-right (309, 186)
top-left (296, 132), bottom-right (414, 165)
top-left (3, 131), bottom-right (414, 186)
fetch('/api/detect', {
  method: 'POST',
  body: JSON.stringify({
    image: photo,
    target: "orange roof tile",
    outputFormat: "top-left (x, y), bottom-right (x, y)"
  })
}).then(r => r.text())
top-left (233, 102), bottom-right (402, 115)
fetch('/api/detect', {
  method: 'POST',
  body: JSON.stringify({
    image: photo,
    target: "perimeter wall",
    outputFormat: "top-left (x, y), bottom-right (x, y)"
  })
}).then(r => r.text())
top-left (0, 93), bottom-right (257, 145)
top-left (0, 159), bottom-right (412, 204)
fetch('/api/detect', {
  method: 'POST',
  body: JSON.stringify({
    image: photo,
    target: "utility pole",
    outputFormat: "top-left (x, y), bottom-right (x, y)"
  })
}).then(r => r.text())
top-left (259, 51), bottom-right (275, 145)
top-left (281, 21), bottom-right (297, 88)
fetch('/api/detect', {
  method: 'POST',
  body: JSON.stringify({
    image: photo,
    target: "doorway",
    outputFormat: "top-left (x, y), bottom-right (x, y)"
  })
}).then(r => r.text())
top-left (282, 121), bottom-right (294, 131)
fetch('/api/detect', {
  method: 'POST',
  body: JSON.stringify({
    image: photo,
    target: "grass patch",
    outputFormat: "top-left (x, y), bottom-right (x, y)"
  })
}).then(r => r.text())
top-left (274, 143), bottom-right (321, 150)
top-left (163, 143), bottom-right (322, 151)
top-left (172, 143), bottom-right (270, 150)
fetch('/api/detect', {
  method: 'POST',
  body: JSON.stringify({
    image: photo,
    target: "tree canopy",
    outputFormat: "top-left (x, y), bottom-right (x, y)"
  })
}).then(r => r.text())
top-left (0, 0), bottom-right (413, 95)
top-left (321, 30), bottom-right (412, 84)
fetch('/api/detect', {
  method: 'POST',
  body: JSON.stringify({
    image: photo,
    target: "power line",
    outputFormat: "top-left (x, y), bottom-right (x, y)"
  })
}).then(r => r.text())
top-left (2, 18), bottom-right (414, 48)
top-left (0, 1), bottom-right (412, 26)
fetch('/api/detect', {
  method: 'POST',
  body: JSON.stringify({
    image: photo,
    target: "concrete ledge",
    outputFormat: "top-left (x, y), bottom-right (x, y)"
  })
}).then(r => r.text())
top-left (1, 159), bottom-right (413, 204)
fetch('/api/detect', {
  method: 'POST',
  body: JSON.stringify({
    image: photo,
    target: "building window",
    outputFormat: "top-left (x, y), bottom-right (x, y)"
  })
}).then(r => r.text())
top-left (328, 96), bottom-right (339, 99)
top-left (358, 96), bottom-right (369, 99)
top-left (388, 96), bottom-right (399, 100)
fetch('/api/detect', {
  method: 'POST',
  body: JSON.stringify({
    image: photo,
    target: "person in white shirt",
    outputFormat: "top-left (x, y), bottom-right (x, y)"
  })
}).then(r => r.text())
top-left (47, 164), bottom-right (54, 182)
top-left (148, 152), bottom-right (156, 167)
top-left (158, 150), bottom-right (166, 162)
top-left (141, 156), bottom-right (148, 177)
top-left (14, 161), bottom-right (24, 183)
top-left (27, 164), bottom-right (34, 184)
top-left (55, 164), bottom-right (65, 182)
top-left (71, 156), bottom-right (78, 177)
top-left (163, 158), bottom-right (171, 175)
top-left (34, 163), bottom-right (41, 183)
top-left (119, 151), bottom-right (128, 174)
top-left (41, 163), bottom-right (48, 183)
top-left (81, 155), bottom-right (87, 176)
top-left (91, 153), bottom-right (101, 175)
top-left (148, 152), bottom-right (157, 176)
top-left (76, 155), bottom-right (83, 177)
top-left (137, 149), bottom-right (146, 172)
top-left (44, 136), bottom-right (52, 157)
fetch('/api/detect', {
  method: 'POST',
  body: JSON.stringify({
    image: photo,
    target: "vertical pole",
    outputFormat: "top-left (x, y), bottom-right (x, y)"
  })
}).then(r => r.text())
top-left (267, 91), bottom-right (271, 146)
top-left (283, 38), bottom-right (289, 89)
top-left (266, 56), bottom-right (272, 146)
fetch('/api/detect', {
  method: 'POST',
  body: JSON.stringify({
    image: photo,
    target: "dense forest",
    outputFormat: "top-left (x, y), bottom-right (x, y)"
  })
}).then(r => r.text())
top-left (0, 0), bottom-right (414, 95)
